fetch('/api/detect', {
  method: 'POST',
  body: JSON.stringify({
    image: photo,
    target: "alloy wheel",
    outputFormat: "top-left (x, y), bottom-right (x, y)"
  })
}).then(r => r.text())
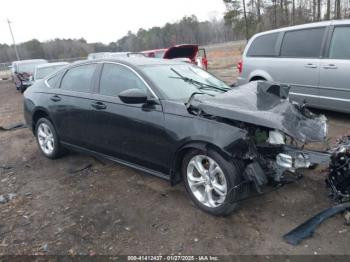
top-left (37, 123), bottom-right (55, 155)
top-left (186, 155), bottom-right (227, 208)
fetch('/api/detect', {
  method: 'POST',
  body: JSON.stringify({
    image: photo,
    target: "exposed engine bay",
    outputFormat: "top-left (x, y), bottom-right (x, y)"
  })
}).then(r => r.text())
top-left (327, 136), bottom-right (350, 203)
top-left (188, 81), bottom-right (350, 203)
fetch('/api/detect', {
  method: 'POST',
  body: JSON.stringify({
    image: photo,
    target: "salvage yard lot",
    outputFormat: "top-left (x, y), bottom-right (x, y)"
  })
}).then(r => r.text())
top-left (1, 44), bottom-right (350, 255)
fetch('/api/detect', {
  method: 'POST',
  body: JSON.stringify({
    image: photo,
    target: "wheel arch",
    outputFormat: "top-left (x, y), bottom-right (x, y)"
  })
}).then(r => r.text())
top-left (170, 141), bottom-right (232, 186)
top-left (248, 70), bottom-right (272, 82)
top-left (31, 108), bottom-right (52, 133)
top-left (250, 76), bottom-right (266, 82)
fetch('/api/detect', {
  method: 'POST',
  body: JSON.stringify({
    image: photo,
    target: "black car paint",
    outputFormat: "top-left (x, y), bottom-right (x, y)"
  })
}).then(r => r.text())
top-left (24, 59), bottom-right (247, 183)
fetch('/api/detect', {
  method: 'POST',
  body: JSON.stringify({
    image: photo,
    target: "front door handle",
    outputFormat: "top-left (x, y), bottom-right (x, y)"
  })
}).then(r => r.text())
top-left (304, 63), bottom-right (317, 69)
top-left (323, 64), bottom-right (338, 69)
top-left (50, 95), bottom-right (61, 102)
top-left (91, 101), bottom-right (106, 110)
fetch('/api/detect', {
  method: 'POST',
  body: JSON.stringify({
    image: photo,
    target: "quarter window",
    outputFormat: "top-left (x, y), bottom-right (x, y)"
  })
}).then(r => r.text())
top-left (99, 63), bottom-right (147, 97)
top-left (280, 27), bottom-right (325, 58)
top-left (329, 27), bottom-right (350, 59)
top-left (47, 71), bottom-right (63, 88)
top-left (247, 33), bottom-right (279, 57)
top-left (60, 64), bottom-right (96, 92)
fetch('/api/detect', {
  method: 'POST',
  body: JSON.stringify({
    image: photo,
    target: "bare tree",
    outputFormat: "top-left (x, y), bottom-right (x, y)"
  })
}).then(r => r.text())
top-left (242, 0), bottom-right (249, 40)
top-left (313, 0), bottom-right (317, 20)
top-left (335, 0), bottom-right (341, 19)
top-left (325, 0), bottom-right (331, 20)
top-left (317, 0), bottom-right (322, 21)
top-left (292, 0), bottom-right (296, 24)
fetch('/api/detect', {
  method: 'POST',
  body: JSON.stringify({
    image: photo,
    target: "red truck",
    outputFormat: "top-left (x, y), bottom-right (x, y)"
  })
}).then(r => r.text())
top-left (142, 44), bottom-right (208, 70)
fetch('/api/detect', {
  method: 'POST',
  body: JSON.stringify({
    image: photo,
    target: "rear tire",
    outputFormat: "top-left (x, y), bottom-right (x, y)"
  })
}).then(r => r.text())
top-left (35, 118), bottom-right (64, 159)
top-left (182, 149), bottom-right (245, 216)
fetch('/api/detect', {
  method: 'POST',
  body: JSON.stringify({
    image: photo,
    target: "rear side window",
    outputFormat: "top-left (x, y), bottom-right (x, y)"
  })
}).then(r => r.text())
top-left (247, 33), bottom-right (279, 57)
top-left (280, 27), bottom-right (325, 58)
top-left (99, 63), bottom-right (147, 97)
top-left (47, 71), bottom-right (64, 88)
top-left (329, 27), bottom-right (350, 59)
top-left (60, 64), bottom-right (96, 93)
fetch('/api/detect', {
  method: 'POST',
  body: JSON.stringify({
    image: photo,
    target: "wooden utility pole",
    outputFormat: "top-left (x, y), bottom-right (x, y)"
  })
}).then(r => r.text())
top-left (7, 19), bottom-right (20, 61)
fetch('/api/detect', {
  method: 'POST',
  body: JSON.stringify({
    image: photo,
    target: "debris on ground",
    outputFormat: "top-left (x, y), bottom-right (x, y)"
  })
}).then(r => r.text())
top-left (68, 162), bottom-right (93, 174)
top-left (283, 203), bottom-right (350, 245)
top-left (0, 193), bottom-right (17, 204)
top-left (0, 165), bottom-right (13, 170)
top-left (0, 122), bottom-right (27, 132)
top-left (25, 192), bottom-right (32, 196)
top-left (0, 195), bottom-right (7, 204)
top-left (345, 210), bottom-right (350, 226)
top-left (40, 243), bottom-right (48, 252)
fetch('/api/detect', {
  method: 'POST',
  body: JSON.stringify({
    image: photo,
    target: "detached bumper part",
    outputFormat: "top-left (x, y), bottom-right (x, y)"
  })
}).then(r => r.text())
top-left (284, 202), bottom-right (350, 245)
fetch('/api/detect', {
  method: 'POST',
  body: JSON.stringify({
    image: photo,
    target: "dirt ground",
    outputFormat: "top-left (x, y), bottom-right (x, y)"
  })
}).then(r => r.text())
top-left (1, 45), bottom-right (350, 255)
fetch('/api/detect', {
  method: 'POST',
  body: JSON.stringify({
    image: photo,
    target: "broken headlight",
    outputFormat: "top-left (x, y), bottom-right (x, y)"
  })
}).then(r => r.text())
top-left (267, 130), bottom-right (285, 145)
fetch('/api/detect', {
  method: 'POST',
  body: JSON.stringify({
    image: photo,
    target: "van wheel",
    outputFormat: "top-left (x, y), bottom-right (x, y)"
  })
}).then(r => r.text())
top-left (182, 149), bottom-right (245, 216)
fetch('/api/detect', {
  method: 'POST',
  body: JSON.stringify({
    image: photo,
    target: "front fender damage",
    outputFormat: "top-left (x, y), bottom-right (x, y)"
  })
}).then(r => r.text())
top-left (189, 81), bottom-right (350, 204)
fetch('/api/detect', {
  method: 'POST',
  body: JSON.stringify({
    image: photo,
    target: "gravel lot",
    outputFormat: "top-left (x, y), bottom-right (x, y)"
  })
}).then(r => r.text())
top-left (1, 49), bottom-right (350, 255)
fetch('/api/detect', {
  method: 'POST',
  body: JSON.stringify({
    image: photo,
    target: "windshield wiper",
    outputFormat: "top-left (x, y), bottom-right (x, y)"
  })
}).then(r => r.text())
top-left (170, 68), bottom-right (230, 92)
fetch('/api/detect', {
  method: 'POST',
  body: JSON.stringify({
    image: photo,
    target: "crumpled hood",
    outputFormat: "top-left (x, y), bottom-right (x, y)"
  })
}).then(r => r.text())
top-left (192, 81), bottom-right (327, 143)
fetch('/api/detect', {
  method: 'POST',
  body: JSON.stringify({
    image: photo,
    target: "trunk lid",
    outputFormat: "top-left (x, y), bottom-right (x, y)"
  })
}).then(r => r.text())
top-left (163, 45), bottom-right (199, 61)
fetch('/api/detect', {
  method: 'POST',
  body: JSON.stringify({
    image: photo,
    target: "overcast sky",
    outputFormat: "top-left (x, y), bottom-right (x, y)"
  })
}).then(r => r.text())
top-left (0, 0), bottom-right (226, 45)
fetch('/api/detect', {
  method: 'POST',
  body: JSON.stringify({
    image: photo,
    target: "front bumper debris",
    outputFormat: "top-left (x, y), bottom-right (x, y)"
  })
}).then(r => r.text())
top-left (283, 202), bottom-right (350, 245)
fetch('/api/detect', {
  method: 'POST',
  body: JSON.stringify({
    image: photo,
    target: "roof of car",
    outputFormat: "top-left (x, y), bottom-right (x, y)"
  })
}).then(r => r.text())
top-left (35, 62), bottom-right (68, 69)
top-left (73, 57), bottom-right (185, 67)
top-left (12, 59), bottom-right (47, 65)
top-left (252, 19), bottom-right (350, 38)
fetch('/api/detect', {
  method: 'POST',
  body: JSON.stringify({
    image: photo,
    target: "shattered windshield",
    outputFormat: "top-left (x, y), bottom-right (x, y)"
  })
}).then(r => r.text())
top-left (142, 64), bottom-right (230, 101)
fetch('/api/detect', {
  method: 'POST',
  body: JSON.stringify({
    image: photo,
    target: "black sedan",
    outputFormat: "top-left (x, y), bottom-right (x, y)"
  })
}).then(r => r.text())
top-left (24, 58), bottom-right (329, 216)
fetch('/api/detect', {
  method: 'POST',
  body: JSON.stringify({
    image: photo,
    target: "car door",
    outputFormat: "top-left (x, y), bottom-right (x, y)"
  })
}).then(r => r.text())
top-left (271, 27), bottom-right (327, 106)
top-left (89, 62), bottom-right (169, 173)
top-left (46, 63), bottom-right (98, 148)
top-left (318, 25), bottom-right (350, 112)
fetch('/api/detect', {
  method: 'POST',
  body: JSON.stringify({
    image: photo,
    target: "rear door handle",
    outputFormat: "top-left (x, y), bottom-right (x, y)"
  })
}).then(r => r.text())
top-left (91, 101), bottom-right (106, 110)
top-left (323, 64), bottom-right (338, 69)
top-left (304, 63), bottom-right (317, 69)
top-left (50, 95), bottom-right (61, 102)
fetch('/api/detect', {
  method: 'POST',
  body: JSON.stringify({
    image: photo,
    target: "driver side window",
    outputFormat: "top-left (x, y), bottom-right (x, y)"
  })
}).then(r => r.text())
top-left (99, 63), bottom-right (147, 97)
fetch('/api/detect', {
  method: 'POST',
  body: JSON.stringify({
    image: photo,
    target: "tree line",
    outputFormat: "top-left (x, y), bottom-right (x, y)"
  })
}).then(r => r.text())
top-left (223, 0), bottom-right (350, 40)
top-left (1, 0), bottom-right (349, 63)
top-left (0, 15), bottom-right (235, 63)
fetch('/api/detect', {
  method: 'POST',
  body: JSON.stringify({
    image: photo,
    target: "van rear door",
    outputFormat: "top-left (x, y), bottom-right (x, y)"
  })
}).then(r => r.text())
top-left (271, 27), bottom-right (326, 106)
top-left (318, 25), bottom-right (350, 112)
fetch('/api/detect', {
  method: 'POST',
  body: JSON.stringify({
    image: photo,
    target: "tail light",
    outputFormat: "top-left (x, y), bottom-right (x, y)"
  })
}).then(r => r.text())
top-left (237, 60), bottom-right (243, 75)
top-left (202, 57), bottom-right (208, 70)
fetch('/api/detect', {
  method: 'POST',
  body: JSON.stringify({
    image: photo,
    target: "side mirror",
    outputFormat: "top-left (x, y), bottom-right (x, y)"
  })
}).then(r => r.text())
top-left (118, 88), bottom-right (148, 104)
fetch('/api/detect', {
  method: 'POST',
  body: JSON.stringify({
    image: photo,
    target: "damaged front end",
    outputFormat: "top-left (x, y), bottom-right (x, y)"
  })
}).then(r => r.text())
top-left (190, 81), bottom-right (350, 201)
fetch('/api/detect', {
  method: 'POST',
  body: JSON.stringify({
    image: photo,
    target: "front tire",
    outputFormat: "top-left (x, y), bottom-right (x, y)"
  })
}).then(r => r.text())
top-left (182, 149), bottom-right (245, 216)
top-left (35, 118), bottom-right (64, 159)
